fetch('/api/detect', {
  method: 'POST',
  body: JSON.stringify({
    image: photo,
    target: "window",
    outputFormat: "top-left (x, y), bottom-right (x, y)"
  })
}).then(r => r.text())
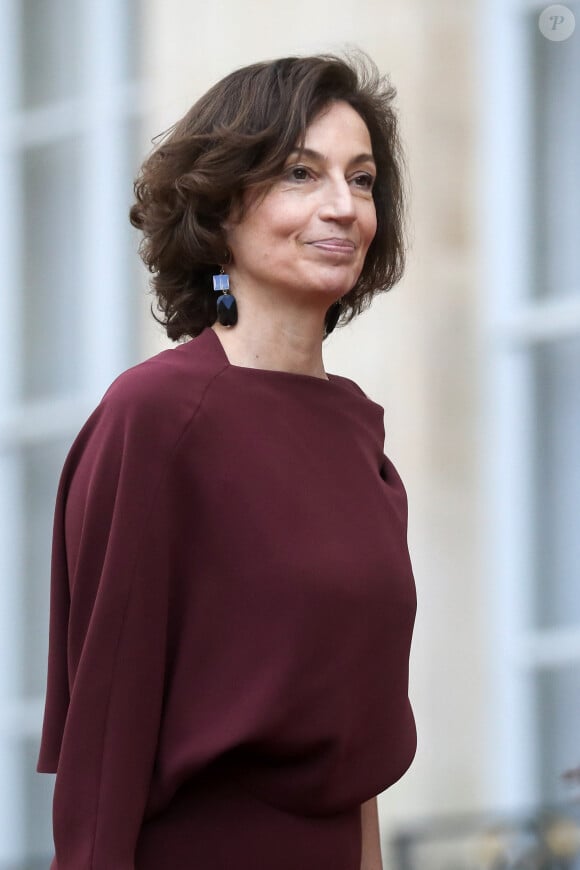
top-left (0, 0), bottom-right (144, 864)
top-left (481, 0), bottom-right (580, 808)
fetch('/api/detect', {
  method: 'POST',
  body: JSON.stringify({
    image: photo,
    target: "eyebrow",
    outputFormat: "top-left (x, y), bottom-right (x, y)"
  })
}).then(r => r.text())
top-left (289, 147), bottom-right (376, 168)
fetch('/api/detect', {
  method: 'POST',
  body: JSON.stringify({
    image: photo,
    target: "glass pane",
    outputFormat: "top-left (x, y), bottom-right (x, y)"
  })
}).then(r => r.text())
top-left (21, 736), bottom-right (55, 864)
top-left (18, 0), bottom-right (82, 109)
top-left (529, 8), bottom-right (580, 299)
top-left (119, 0), bottom-right (143, 81)
top-left (19, 137), bottom-right (84, 401)
top-left (534, 664), bottom-right (580, 804)
top-left (532, 336), bottom-right (580, 629)
top-left (20, 439), bottom-right (70, 697)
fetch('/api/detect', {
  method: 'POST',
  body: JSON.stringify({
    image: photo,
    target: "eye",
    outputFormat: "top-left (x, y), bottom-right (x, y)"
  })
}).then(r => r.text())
top-left (286, 165), bottom-right (314, 182)
top-left (351, 172), bottom-right (375, 191)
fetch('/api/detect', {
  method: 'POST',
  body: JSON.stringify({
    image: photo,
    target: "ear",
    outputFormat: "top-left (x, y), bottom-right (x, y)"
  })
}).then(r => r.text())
top-left (223, 196), bottom-right (243, 229)
top-left (219, 226), bottom-right (234, 267)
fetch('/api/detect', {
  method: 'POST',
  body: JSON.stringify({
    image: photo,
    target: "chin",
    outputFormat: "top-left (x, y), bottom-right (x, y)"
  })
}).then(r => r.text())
top-left (305, 271), bottom-right (360, 298)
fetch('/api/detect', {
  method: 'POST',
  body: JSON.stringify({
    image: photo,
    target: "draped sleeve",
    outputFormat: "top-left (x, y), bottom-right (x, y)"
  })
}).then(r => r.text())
top-left (37, 366), bottom-right (204, 868)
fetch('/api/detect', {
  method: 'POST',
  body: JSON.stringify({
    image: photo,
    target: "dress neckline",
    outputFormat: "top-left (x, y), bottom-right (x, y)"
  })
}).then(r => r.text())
top-left (204, 326), bottom-right (339, 386)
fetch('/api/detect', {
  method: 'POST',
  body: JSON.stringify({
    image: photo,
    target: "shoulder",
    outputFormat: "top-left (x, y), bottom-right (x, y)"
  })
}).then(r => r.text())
top-left (62, 334), bottom-right (229, 480)
top-left (107, 335), bottom-right (227, 411)
top-left (328, 372), bottom-right (370, 400)
top-left (98, 333), bottom-right (229, 443)
top-left (328, 372), bottom-right (386, 420)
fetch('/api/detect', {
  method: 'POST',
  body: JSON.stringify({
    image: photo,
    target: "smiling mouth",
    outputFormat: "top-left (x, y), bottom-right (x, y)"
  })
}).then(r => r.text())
top-left (308, 239), bottom-right (356, 254)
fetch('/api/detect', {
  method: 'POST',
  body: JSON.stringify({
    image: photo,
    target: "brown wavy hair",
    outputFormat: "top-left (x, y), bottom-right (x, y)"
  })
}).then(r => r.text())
top-left (130, 53), bottom-right (409, 341)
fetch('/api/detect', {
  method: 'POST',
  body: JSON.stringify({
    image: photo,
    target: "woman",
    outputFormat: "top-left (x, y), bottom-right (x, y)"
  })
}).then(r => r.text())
top-left (38, 53), bottom-right (417, 869)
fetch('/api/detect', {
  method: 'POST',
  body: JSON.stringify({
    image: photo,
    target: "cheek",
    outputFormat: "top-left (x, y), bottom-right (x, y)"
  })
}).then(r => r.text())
top-left (368, 203), bottom-right (378, 236)
top-left (224, 215), bottom-right (264, 263)
top-left (361, 210), bottom-right (378, 251)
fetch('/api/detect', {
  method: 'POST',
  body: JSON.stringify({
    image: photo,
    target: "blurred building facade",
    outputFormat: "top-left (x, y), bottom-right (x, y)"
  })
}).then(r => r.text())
top-left (0, 0), bottom-right (578, 866)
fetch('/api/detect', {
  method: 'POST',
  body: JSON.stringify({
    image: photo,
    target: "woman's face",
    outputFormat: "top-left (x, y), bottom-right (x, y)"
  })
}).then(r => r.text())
top-left (224, 100), bottom-right (377, 306)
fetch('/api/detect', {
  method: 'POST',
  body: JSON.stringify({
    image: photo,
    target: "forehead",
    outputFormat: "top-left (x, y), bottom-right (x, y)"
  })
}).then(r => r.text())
top-left (302, 101), bottom-right (373, 153)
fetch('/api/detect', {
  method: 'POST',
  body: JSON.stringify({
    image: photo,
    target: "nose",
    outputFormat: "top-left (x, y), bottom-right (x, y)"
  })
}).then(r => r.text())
top-left (319, 177), bottom-right (356, 224)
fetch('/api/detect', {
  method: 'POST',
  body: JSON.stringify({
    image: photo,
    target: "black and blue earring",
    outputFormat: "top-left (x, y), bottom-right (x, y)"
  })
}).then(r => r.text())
top-left (324, 299), bottom-right (342, 337)
top-left (213, 267), bottom-right (238, 327)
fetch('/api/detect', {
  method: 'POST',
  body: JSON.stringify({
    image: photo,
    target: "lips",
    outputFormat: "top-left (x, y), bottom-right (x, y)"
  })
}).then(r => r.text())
top-left (308, 238), bottom-right (356, 253)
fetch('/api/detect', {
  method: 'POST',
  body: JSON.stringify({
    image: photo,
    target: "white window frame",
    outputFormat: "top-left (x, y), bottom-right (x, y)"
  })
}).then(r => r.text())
top-left (479, 0), bottom-right (580, 810)
top-left (0, 0), bottom-right (146, 862)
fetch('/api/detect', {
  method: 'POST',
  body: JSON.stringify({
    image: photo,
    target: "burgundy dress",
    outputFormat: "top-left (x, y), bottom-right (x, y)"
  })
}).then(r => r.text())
top-left (37, 326), bottom-right (417, 869)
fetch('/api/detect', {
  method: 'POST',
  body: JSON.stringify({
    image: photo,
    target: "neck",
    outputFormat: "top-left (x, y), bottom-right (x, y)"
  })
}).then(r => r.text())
top-left (211, 283), bottom-right (332, 380)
